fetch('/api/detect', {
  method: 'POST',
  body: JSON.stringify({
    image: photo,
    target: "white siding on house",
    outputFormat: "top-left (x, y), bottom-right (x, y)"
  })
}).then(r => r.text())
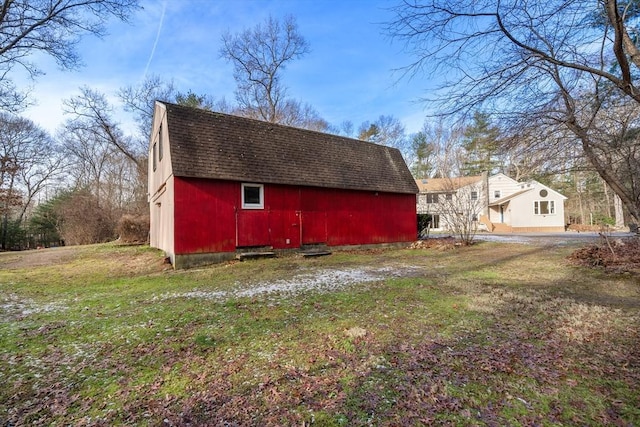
top-left (487, 174), bottom-right (521, 223)
top-left (509, 182), bottom-right (566, 229)
top-left (416, 193), bottom-right (429, 215)
top-left (416, 173), bottom-right (568, 233)
top-left (491, 201), bottom-right (513, 225)
top-left (430, 181), bottom-right (486, 231)
top-left (489, 173), bottom-right (521, 196)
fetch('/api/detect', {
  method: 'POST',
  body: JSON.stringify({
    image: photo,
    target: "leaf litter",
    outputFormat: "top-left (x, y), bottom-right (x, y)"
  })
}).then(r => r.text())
top-left (1, 242), bottom-right (639, 425)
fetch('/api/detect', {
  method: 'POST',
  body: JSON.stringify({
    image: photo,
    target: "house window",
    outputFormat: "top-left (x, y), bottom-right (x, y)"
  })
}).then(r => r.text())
top-left (152, 143), bottom-right (157, 171)
top-left (242, 183), bottom-right (264, 209)
top-left (445, 193), bottom-right (453, 201)
top-left (534, 200), bottom-right (555, 215)
top-left (471, 191), bottom-right (478, 200)
top-left (158, 124), bottom-right (163, 161)
top-left (539, 189), bottom-right (548, 197)
top-left (494, 190), bottom-right (501, 198)
top-left (426, 193), bottom-right (439, 204)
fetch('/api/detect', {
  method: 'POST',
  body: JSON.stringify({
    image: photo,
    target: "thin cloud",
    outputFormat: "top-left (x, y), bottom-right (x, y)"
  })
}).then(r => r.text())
top-left (142, 0), bottom-right (167, 80)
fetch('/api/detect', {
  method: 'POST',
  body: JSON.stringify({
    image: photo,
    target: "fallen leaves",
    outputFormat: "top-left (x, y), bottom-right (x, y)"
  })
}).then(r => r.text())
top-left (1, 241), bottom-right (639, 425)
top-left (409, 237), bottom-right (460, 250)
top-left (569, 236), bottom-right (640, 273)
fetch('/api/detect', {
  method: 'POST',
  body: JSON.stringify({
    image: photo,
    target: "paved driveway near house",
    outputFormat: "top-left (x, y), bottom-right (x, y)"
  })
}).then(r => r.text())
top-left (475, 231), bottom-right (635, 245)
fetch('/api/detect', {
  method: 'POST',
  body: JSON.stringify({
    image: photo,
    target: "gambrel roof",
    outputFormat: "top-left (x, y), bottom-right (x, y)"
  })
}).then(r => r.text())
top-left (161, 102), bottom-right (418, 194)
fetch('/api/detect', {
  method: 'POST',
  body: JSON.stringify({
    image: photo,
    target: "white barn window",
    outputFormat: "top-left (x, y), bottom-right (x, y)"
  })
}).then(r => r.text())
top-left (242, 183), bottom-right (264, 209)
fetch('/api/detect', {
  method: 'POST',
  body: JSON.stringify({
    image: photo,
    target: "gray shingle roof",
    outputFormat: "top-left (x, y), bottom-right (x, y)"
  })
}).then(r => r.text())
top-left (163, 102), bottom-right (418, 194)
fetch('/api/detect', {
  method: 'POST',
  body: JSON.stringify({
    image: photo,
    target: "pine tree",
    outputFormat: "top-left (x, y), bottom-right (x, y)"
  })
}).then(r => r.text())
top-left (461, 112), bottom-right (501, 176)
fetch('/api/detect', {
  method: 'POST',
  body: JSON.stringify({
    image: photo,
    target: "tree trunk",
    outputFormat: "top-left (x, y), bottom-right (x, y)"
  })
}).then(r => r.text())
top-left (614, 193), bottom-right (625, 228)
top-left (566, 117), bottom-right (640, 225)
top-left (1, 212), bottom-right (7, 250)
top-left (603, 181), bottom-right (612, 218)
top-left (580, 139), bottom-right (640, 224)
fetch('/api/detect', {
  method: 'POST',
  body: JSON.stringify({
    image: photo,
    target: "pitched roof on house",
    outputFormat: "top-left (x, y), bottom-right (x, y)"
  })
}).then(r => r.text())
top-left (488, 188), bottom-right (532, 206)
top-left (488, 181), bottom-right (568, 206)
top-left (415, 176), bottom-right (483, 193)
top-left (161, 102), bottom-right (418, 194)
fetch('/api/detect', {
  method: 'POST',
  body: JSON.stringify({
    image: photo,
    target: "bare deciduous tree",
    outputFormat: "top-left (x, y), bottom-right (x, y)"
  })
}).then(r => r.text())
top-left (119, 75), bottom-right (233, 142)
top-left (436, 178), bottom-right (486, 245)
top-left (0, 113), bottom-right (65, 248)
top-left (273, 99), bottom-right (329, 131)
top-left (55, 187), bottom-right (117, 245)
top-left (63, 86), bottom-right (141, 170)
top-left (332, 120), bottom-right (355, 138)
top-left (0, 0), bottom-right (139, 112)
top-left (358, 115), bottom-right (409, 159)
top-left (220, 15), bottom-right (318, 127)
top-left (61, 87), bottom-right (145, 227)
top-left (386, 0), bottom-right (640, 223)
top-left (119, 74), bottom-right (177, 141)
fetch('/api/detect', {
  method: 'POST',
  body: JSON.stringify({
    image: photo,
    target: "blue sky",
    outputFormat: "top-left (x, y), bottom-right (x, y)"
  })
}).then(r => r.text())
top-left (20, 0), bottom-right (435, 136)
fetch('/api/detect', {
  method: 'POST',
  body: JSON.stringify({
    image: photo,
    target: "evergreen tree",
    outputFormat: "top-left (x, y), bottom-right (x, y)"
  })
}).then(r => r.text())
top-left (461, 112), bottom-right (502, 176)
top-left (410, 131), bottom-right (437, 178)
top-left (29, 198), bottom-right (63, 247)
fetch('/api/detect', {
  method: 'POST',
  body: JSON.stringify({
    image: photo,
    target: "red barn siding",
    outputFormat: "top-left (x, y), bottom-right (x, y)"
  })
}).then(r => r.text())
top-left (173, 178), bottom-right (236, 254)
top-left (236, 209), bottom-right (270, 247)
top-left (264, 186), bottom-right (302, 248)
top-left (299, 187), bottom-right (328, 244)
top-left (173, 177), bottom-right (416, 255)
top-left (320, 189), bottom-right (416, 246)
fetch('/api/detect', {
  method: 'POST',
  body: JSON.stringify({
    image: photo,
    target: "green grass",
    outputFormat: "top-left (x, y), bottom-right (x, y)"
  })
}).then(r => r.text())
top-left (0, 241), bottom-right (638, 425)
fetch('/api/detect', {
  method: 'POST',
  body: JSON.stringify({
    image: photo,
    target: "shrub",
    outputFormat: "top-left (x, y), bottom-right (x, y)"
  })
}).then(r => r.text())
top-left (56, 189), bottom-right (117, 245)
top-left (116, 214), bottom-right (149, 244)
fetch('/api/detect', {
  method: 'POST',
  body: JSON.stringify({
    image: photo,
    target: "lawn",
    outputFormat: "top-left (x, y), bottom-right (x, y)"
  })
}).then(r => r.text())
top-left (0, 239), bottom-right (638, 426)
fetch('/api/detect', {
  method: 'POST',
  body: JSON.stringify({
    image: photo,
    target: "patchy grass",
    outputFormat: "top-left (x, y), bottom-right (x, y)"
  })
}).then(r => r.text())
top-left (0, 241), bottom-right (638, 426)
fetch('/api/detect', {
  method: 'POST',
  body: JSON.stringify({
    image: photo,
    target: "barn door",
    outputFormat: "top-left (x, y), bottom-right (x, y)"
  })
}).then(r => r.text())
top-left (235, 185), bottom-right (302, 249)
top-left (236, 209), bottom-right (270, 247)
top-left (300, 210), bottom-right (328, 245)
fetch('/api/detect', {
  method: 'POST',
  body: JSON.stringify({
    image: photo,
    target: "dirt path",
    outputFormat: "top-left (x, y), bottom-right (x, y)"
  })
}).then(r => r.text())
top-left (0, 246), bottom-right (80, 270)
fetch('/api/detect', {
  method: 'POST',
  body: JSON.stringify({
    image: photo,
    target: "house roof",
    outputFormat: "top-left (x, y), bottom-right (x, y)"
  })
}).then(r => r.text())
top-left (415, 176), bottom-right (483, 193)
top-left (162, 102), bottom-right (418, 194)
top-left (488, 188), bottom-right (532, 206)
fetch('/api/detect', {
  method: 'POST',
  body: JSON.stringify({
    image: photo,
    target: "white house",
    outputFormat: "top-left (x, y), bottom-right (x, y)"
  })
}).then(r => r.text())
top-left (416, 173), bottom-right (567, 233)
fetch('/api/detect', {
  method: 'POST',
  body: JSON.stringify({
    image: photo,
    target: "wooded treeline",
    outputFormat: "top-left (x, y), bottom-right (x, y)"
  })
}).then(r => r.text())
top-left (0, 1), bottom-right (634, 250)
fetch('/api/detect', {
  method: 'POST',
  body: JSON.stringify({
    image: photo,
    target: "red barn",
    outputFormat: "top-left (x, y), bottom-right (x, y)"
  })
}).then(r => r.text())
top-left (148, 101), bottom-right (418, 268)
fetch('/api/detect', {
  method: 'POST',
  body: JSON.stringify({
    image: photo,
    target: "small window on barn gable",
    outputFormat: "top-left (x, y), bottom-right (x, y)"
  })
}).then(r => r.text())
top-left (471, 190), bottom-right (478, 200)
top-left (158, 124), bottom-right (163, 161)
top-left (242, 183), bottom-right (264, 209)
top-left (152, 143), bottom-right (157, 171)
